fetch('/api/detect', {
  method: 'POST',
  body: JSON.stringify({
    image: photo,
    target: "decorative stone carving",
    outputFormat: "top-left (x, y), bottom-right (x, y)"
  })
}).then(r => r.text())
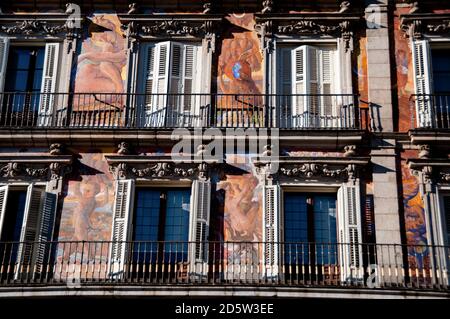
top-left (0, 162), bottom-right (21, 178)
top-left (441, 172), bottom-right (450, 183)
top-left (339, 1), bottom-right (351, 13)
top-left (127, 2), bottom-right (138, 14)
top-left (49, 143), bottom-right (65, 156)
top-left (141, 20), bottom-right (207, 37)
top-left (203, 2), bottom-right (212, 14)
top-left (422, 165), bottom-right (433, 184)
top-left (344, 145), bottom-right (357, 157)
top-left (262, 0), bottom-right (274, 14)
top-left (277, 20), bottom-right (340, 36)
top-left (25, 167), bottom-right (49, 178)
top-left (427, 21), bottom-right (450, 34)
top-left (418, 144), bottom-right (431, 159)
top-left (110, 163), bottom-right (128, 180)
top-left (117, 142), bottom-right (131, 155)
top-left (280, 163), bottom-right (352, 179)
top-left (1, 20), bottom-right (71, 36)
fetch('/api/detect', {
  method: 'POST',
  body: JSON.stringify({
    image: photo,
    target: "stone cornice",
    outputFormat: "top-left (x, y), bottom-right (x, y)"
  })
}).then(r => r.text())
top-left (253, 156), bottom-right (370, 180)
top-left (254, 13), bottom-right (362, 52)
top-left (0, 154), bottom-right (73, 180)
top-left (400, 13), bottom-right (450, 39)
top-left (407, 158), bottom-right (450, 184)
top-left (0, 14), bottom-right (82, 38)
top-left (105, 154), bottom-right (219, 180)
top-left (118, 14), bottom-right (223, 39)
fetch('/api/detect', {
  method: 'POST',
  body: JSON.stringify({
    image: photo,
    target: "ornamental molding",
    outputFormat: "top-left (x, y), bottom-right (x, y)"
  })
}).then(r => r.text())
top-left (253, 156), bottom-right (369, 181)
top-left (400, 14), bottom-right (450, 39)
top-left (0, 14), bottom-right (82, 39)
top-left (254, 14), bottom-right (360, 52)
top-left (105, 155), bottom-right (216, 180)
top-left (119, 14), bottom-right (223, 40)
top-left (0, 155), bottom-right (73, 181)
top-left (407, 158), bottom-right (450, 185)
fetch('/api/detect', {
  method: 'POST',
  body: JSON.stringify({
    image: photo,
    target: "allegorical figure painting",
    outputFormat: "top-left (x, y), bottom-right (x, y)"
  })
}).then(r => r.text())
top-left (57, 153), bottom-right (115, 278)
top-left (402, 162), bottom-right (430, 272)
top-left (72, 14), bottom-right (127, 125)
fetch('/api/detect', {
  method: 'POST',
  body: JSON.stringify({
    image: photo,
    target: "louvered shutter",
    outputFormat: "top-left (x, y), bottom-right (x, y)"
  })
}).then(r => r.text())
top-left (292, 46), bottom-right (308, 127)
top-left (291, 46), bottom-right (337, 128)
top-left (337, 184), bottom-right (363, 283)
top-left (189, 180), bottom-right (211, 277)
top-left (15, 184), bottom-right (44, 280)
top-left (320, 49), bottom-right (334, 127)
top-left (182, 44), bottom-right (197, 126)
top-left (33, 192), bottom-right (57, 275)
top-left (109, 179), bottom-right (134, 279)
top-left (39, 43), bottom-right (60, 126)
top-left (262, 184), bottom-right (280, 279)
top-left (412, 40), bottom-right (433, 128)
top-left (0, 37), bottom-right (9, 94)
top-left (167, 43), bottom-right (183, 126)
top-left (0, 185), bottom-right (9, 239)
top-left (142, 44), bottom-right (156, 126)
top-left (278, 48), bottom-right (292, 128)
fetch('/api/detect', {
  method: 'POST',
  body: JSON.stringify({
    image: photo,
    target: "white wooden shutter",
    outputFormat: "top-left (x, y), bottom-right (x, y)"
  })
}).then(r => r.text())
top-left (292, 46), bottom-right (308, 127)
top-left (15, 184), bottom-right (44, 280)
top-left (143, 43), bottom-right (156, 125)
top-left (152, 42), bottom-right (170, 127)
top-left (34, 192), bottom-right (57, 274)
top-left (262, 184), bottom-right (280, 279)
top-left (0, 37), bottom-right (9, 93)
top-left (337, 184), bottom-right (363, 283)
top-left (412, 40), bottom-right (433, 128)
top-left (292, 46), bottom-right (337, 128)
top-left (189, 180), bottom-right (211, 277)
top-left (0, 185), bottom-right (9, 239)
top-left (319, 49), bottom-right (335, 127)
top-left (108, 179), bottom-right (134, 279)
top-left (39, 43), bottom-right (60, 126)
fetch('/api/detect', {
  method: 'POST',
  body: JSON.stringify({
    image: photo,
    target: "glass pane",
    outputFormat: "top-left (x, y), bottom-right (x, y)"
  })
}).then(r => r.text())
top-left (432, 49), bottom-right (450, 94)
top-left (313, 195), bottom-right (337, 264)
top-left (284, 193), bottom-right (308, 265)
top-left (164, 189), bottom-right (190, 262)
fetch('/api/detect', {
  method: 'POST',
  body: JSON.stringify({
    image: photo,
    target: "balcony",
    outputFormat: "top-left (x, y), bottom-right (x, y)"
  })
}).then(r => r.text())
top-left (411, 94), bottom-right (450, 129)
top-left (0, 241), bottom-right (449, 293)
top-left (0, 92), bottom-right (369, 130)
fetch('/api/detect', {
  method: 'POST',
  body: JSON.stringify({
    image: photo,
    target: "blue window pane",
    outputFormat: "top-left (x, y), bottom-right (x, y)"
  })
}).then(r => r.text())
top-left (432, 49), bottom-right (450, 94)
top-left (11, 49), bottom-right (31, 69)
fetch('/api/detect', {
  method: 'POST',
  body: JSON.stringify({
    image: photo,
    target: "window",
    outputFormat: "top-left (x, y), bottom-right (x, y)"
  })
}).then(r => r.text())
top-left (277, 45), bottom-right (342, 128)
top-left (412, 41), bottom-right (450, 128)
top-left (0, 185), bottom-right (57, 280)
top-left (283, 192), bottom-right (337, 265)
top-left (440, 193), bottom-right (450, 245)
top-left (137, 42), bottom-right (202, 127)
top-left (132, 188), bottom-right (191, 263)
top-left (0, 39), bottom-right (60, 126)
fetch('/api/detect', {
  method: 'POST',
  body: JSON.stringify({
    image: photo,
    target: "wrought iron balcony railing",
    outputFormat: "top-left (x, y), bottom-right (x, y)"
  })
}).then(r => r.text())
top-left (0, 92), bottom-right (369, 130)
top-left (0, 241), bottom-right (449, 291)
top-left (411, 94), bottom-right (450, 129)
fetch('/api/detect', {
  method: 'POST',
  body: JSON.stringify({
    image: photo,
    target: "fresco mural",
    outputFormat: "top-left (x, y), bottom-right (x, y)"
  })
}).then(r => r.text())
top-left (56, 152), bottom-right (115, 279)
top-left (72, 14), bottom-right (127, 126)
top-left (213, 154), bottom-right (263, 279)
top-left (401, 152), bottom-right (429, 272)
top-left (393, 7), bottom-right (416, 132)
top-left (216, 14), bottom-right (264, 127)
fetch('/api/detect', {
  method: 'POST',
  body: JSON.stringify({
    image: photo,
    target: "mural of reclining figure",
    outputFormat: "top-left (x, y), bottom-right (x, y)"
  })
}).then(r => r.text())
top-left (73, 14), bottom-right (127, 111)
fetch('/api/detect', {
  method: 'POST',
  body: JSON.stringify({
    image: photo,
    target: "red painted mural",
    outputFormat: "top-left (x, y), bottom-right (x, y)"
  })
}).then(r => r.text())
top-left (401, 150), bottom-right (430, 271)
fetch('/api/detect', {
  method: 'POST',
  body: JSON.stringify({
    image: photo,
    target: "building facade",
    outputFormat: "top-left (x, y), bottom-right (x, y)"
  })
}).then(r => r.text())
top-left (0, 0), bottom-right (449, 299)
